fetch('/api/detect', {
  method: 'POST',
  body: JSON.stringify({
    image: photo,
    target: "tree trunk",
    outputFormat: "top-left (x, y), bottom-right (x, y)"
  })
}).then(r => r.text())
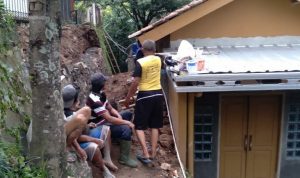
top-left (28, 0), bottom-right (66, 177)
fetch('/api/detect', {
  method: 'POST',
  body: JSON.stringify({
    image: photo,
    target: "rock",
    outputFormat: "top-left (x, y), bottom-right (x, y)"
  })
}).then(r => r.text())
top-left (158, 149), bottom-right (167, 157)
top-left (159, 134), bottom-right (173, 149)
top-left (171, 169), bottom-right (179, 178)
top-left (66, 160), bottom-right (93, 178)
top-left (160, 163), bottom-right (171, 171)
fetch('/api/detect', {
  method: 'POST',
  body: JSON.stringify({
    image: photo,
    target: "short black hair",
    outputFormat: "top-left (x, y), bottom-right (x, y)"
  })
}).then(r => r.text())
top-left (91, 73), bottom-right (107, 93)
top-left (142, 40), bottom-right (156, 52)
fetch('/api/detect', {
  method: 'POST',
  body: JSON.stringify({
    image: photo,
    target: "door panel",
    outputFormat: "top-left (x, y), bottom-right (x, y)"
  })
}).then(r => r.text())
top-left (246, 96), bottom-right (280, 178)
top-left (220, 96), bottom-right (248, 178)
top-left (220, 95), bottom-right (280, 178)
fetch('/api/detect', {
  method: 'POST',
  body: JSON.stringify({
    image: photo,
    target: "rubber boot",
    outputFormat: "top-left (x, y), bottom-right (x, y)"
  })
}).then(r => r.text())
top-left (118, 140), bottom-right (138, 168)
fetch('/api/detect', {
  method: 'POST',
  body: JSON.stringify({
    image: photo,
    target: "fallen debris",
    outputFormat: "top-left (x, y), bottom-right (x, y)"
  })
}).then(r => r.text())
top-left (161, 163), bottom-right (172, 171)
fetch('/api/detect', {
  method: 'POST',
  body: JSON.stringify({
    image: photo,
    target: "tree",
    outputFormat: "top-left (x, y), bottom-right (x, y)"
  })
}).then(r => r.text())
top-left (28, 0), bottom-right (66, 177)
top-left (102, 0), bottom-right (192, 71)
top-left (75, 0), bottom-right (192, 72)
top-left (100, 0), bottom-right (192, 29)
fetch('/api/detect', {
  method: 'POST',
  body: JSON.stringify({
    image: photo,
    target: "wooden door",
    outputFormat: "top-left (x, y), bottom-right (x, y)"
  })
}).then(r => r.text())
top-left (220, 95), bottom-right (280, 178)
top-left (220, 96), bottom-right (248, 178)
top-left (246, 96), bottom-right (280, 178)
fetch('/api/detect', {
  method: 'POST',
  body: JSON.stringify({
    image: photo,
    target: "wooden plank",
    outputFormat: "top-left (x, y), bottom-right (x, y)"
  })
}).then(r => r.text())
top-left (187, 93), bottom-right (195, 176)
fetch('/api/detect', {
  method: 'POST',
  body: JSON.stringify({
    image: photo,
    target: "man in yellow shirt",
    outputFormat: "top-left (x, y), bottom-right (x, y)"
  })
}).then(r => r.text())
top-left (125, 40), bottom-right (163, 165)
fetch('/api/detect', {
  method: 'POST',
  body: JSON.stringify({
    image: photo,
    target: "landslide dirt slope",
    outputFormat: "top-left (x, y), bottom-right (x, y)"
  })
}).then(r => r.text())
top-left (60, 24), bottom-right (183, 178)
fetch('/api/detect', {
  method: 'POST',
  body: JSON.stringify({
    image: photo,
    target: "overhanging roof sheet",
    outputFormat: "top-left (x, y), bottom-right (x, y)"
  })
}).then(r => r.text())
top-left (195, 44), bottom-right (300, 73)
top-left (168, 44), bottom-right (300, 92)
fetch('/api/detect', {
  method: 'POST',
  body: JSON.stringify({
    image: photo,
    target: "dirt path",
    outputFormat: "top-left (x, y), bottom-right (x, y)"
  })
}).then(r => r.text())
top-left (113, 128), bottom-right (183, 178)
top-left (92, 127), bottom-right (183, 178)
top-left (106, 73), bottom-right (183, 178)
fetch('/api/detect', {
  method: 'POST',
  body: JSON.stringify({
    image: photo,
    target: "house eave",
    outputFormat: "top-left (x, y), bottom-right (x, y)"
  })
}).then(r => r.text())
top-left (168, 70), bottom-right (300, 93)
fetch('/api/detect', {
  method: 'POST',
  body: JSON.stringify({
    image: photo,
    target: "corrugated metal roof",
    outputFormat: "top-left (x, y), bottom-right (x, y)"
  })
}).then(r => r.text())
top-left (197, 44), bottom-right (300, 73)
top-left (167, 44), bottom-right (300, 92)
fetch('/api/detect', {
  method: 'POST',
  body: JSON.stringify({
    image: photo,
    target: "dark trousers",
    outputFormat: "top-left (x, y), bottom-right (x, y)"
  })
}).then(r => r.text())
top-left (109, 111), bottom-right (132, 141)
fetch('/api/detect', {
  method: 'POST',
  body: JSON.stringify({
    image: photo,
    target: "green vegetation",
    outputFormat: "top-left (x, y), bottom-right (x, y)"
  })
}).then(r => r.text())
top-left (0, 0), bottom-right (16, 53)
top-left (95, 26), bottom-right (113, 74)
top-left (0, 0), bottom-right (49, 177)
top-left (75, 0), bottom-right (192, 72)
top-left (99, 0), bottom-right (192, 29)
top-left (0, 142), bottom-right (48, 178)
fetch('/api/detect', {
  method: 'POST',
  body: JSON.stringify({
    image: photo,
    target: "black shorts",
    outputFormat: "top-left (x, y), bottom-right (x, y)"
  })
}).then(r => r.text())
top-left (134, 90), bottom-right (163, 130)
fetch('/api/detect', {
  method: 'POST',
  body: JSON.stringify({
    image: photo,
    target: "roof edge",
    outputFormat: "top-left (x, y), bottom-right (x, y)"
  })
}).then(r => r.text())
top-left (128, 0), bottom-right (206, 39)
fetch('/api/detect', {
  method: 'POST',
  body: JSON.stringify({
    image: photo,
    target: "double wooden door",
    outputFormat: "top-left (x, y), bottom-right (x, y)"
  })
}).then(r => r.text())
top-left (220, 95), bottom-right (281, 178)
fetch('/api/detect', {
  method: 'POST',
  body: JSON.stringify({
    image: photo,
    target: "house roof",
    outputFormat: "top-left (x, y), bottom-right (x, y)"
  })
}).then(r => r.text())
top-left (128, 0), bottom-right (206, 39)
top-left (129, 0), bottom-right (234, 42)
top-left (194, 44), bottom-right (300, 73)
top-left (168, 43), bottom-right (300, 92)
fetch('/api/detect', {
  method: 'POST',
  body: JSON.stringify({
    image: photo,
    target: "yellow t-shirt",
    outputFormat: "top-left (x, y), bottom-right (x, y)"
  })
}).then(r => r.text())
top-left (137, 55), bottom-right (162, 91)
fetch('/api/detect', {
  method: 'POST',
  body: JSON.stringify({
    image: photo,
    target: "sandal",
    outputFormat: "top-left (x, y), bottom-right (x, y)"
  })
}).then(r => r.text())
top-left (148, 146), bottom-right (160, 159)
top-left (147, 145), bottom-right (160, 154)
top-left (136, 154), bottom-right (152, 165)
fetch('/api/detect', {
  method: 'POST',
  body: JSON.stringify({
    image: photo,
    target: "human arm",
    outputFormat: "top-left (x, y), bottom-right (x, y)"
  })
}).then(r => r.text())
top-left (125, 61), bottom-right (141, 108)
top-left (78, 135), bottom-right (104, 148)
top-left (106, 103), bottom-right (122, 119)
top-left (88, 94), bottom-right (134, 129)
top-left (72, 139), bottom-right (87, 160)
top-left (102, 111), bottom-right (134, 129)
top-left (125, 77), bottom-right (140, 108)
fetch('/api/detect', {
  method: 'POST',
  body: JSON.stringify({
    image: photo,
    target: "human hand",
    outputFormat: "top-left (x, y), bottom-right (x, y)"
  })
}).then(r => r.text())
top-left (77, 148), bottom-right (87, 161)
top-left (124, 97), bottom-right (130, 108)
top-left (126, 121), bottom-right (135, 130)
top-left (88, 122), bottom-right (96, 128)
top-left (94, 139), bottom-right (104, 148)
top-left (124, 97), bottom-right (134, 108)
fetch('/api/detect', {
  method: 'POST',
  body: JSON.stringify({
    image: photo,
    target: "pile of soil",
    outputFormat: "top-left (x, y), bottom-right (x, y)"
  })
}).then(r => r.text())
top-left (60, 24), bottom-right (100, 66)
top-left (60, 24), bottom-right (111, 105)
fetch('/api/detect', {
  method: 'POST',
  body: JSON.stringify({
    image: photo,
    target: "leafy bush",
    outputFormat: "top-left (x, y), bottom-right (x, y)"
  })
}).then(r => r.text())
top-left (0, 1), bottom-right (48, 177)
top-left (0, 0), bottom-right (16, 53)
top-left (0, 142), bottom-right (49, 178)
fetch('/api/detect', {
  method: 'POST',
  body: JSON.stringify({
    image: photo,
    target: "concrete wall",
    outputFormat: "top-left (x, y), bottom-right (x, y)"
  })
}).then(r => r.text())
top-left (280, 91), bottom-right (300, 178)
top-left (167, 77), bottom-right (188, 166)
top-left (171, 0), bottom-right (300, 40)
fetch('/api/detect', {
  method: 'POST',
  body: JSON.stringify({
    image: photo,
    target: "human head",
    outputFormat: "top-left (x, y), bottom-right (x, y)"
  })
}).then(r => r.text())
top-left (91, 73), bottom-right (108, 93)
top-left (142, 40), bottom-right (156, 55)
top-left (62, 84), bottom-right (79, 109)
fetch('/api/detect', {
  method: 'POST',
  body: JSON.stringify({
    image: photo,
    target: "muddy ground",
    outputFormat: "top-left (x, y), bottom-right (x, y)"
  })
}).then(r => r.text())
top-left (92, 72), bottom-right (184, 178)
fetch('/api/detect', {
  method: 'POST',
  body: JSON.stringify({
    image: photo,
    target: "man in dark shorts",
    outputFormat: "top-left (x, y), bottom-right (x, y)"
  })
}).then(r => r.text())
top-left (125, 40), bottom-right (164, 165)
top-left (87, 73), bottom-right (138, 168)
